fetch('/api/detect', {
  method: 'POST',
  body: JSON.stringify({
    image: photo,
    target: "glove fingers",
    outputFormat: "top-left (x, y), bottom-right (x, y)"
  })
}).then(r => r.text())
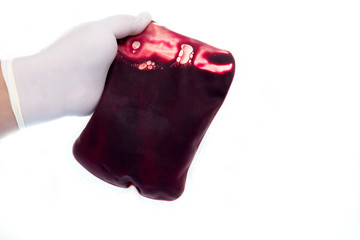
top-left (103, 12), bottom-right (152, 39)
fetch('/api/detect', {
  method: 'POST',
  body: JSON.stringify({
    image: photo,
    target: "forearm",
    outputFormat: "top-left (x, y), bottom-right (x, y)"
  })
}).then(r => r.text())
top-left (0, 61), bottom-right (18, 137)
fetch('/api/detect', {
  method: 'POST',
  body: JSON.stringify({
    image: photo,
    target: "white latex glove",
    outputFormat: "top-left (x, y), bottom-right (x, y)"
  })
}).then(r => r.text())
top-left (6, 13), bottom-right (151, 127)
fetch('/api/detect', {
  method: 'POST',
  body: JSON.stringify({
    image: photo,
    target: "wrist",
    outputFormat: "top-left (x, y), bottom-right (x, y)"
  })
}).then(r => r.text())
top-left (0, 61), bottom-right (18, 136)
top-left (12, 53), bottom-right (66, 126)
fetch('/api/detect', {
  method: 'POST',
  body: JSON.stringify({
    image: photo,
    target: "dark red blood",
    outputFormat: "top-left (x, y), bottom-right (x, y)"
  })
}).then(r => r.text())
top-left (73, 22), bottom-right (235, 200)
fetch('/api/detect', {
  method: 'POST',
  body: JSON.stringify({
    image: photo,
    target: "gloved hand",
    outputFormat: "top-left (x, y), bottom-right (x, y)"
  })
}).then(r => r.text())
top-left (4, 12), bottom-right (151, 128)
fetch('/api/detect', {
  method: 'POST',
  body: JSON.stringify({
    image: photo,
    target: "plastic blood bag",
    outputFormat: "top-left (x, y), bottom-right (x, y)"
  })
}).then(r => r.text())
top-left (73, 22), bottom-right (235, 200)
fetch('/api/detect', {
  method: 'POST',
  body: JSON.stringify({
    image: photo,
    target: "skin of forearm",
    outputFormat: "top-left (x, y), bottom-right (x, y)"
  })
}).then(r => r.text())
top-left (0, 61), bottom-right (18, 137)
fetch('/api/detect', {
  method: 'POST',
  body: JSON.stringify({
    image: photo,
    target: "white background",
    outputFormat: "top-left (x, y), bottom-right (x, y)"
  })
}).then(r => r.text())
top-left (1, 0), bottom-right (360, 239)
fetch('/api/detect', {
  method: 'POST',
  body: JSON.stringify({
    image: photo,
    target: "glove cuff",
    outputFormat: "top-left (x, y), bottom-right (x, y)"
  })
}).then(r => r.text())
top-left (1, 58), bottom-right (26, 129)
